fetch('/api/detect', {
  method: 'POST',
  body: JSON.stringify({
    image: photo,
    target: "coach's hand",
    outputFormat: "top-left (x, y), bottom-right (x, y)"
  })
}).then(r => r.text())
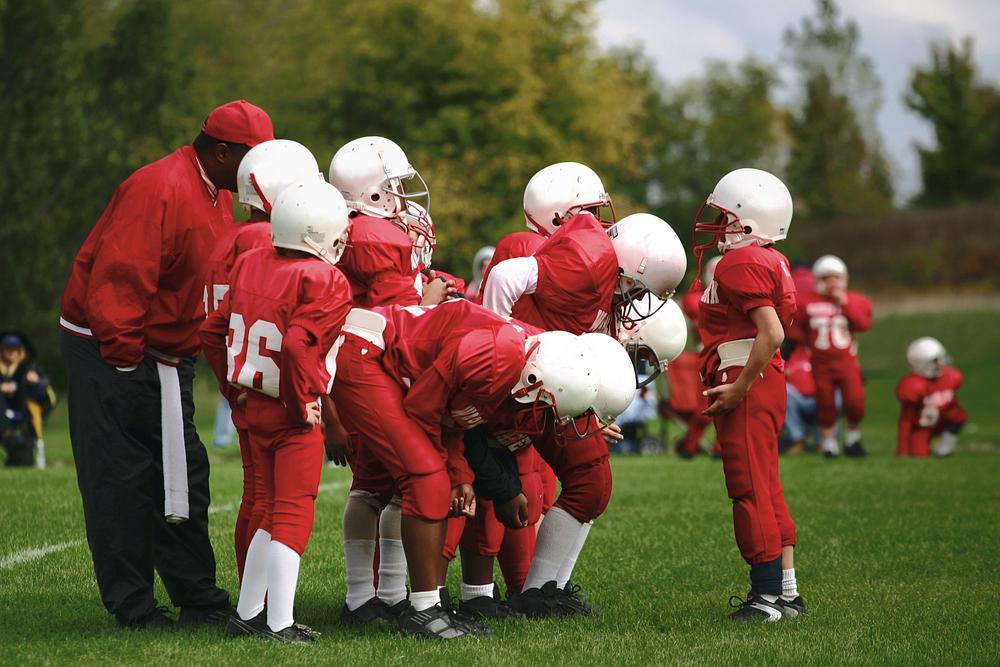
top-left (495, 493), bottom-right (529, 529)
top-left (702, 382), bottom-right (747, 416)
top-left (450, 484), bottom-right (475, 517)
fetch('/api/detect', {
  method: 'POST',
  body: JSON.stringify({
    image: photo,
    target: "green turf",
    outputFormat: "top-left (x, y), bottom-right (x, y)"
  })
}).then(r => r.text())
top-left (1, 310), bottom-right (998, 665)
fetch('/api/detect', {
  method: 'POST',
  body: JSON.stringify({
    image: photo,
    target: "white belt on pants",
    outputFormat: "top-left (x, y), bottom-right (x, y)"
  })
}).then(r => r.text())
top-left (717, 338), bottom-right (755, 370)
top-left (157, 362), bottom-right (189, 524)
top-left (342, 308), bottom-right (388, 350)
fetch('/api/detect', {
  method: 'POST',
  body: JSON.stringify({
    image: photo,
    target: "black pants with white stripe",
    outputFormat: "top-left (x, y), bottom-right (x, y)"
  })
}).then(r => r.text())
top-left (61, 332), bottom-right (229, 624)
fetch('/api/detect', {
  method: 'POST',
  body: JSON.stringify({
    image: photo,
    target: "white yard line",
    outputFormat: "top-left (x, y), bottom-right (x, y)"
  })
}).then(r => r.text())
top-left (1, 480), bottom-right (350, 570)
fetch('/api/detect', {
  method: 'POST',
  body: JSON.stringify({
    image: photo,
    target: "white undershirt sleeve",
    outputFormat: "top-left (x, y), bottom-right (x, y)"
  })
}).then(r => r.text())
top-left (481, 256), bottom-right (539, 318)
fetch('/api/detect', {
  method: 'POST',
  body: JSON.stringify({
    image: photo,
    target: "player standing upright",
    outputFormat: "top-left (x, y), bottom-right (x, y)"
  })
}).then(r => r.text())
top-left (692, 167), bottom-right (805, 621)
top-left (794, 255), bottom-right (872, 458)
top-left (202, 179), bottom-right (353, 643)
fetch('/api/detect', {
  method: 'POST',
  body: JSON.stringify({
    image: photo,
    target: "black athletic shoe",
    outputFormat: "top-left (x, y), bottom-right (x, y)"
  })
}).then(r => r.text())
top-left (780, 596), bottom-right (807, 618)
top-left (728, 594), bottom-right (785, 622)
top-left (458, 583), bottom-right (523, 620)
top-left (340, 597), bottom-right (393, 627)
top-left (844, 441), bottom-right (867, 458)
top-left (118, 606), bottom-right (175, 630)
top-left (225, 611), bottom-right (314, 644)
top-left (557, 580), bottom-right (596, 616)
top-left (398, 603), bottom-right (478, 640)
top-left (823, 449), bottom-right (839, 459)
top-left (224, 611), bottom-right (264, 639)
top-left (385, 599), bottom-right (411, 620)
top-left (513, 580), bottom-right (573, 618)
top-left (177, 603), bottom-right (234, 628)
top-left (439, 587), bottom-right (495, 637)
top-left (674, 438), bottom-right (694, 460)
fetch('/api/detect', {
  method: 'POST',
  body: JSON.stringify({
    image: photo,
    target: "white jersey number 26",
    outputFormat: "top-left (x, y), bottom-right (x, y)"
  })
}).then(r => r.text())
top-left (226, 313), bottom-right (283, 397)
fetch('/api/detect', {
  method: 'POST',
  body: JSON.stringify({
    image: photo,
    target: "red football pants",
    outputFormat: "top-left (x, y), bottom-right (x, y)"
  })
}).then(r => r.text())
top-left (814, 358), bottom-right (864, 428)
top-left (331, 334), bottom-right (450, 521)
top-left (898, 405), bottom-right (967, 457)
top-left (245, 394), bottom-right (324, 556)
top-left (713, 365), bottom-right (796, 565)
top-left (533, 416), bottom-right (613, 524)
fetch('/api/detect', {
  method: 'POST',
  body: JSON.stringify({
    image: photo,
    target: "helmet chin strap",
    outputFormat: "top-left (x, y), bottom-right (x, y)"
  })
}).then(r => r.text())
top-left (304, 236), bottom-right (339, 266)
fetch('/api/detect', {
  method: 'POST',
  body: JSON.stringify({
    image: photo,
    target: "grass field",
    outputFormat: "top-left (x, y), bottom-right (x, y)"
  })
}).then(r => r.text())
top-left (2, 309), bottom-right (999, 665)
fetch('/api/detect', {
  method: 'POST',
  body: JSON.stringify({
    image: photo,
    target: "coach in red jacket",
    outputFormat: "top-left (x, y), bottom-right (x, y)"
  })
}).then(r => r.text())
top-left (59, 100), bottom-right (273, 629)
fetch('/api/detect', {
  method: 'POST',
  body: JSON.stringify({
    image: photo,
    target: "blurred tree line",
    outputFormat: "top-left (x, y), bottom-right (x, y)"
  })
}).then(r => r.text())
top-left (1, 0), bottom-right (998, 378)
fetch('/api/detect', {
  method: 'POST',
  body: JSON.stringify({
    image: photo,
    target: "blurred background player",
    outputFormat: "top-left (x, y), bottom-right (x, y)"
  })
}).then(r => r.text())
top-left (202, 138), bottom-right (321, 582)
top-left (779, 346), bottom-right (842, 454)
top-left (0, 332), bottom-right (56, 467)
top-left (465, 245), bottom-right (495, 302)
top-left (897, 337), bottom-right (966, 457)
top-left (693, 167), bottom-right (804, 622)
top-left (792, 255), bottom-right (872, 458)
top-left (202, 179), bottom-right (353, 644)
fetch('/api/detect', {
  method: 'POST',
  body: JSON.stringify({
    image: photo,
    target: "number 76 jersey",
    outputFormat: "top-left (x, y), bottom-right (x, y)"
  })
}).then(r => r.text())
top-left (201, 246), bottom-right (352, 422)
top-left (792, 290), bottom-right (873, 366)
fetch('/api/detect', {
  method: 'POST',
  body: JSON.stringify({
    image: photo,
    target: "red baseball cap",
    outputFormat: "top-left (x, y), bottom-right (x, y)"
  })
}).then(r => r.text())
top-left (201, 100), bottom-right (274, 147)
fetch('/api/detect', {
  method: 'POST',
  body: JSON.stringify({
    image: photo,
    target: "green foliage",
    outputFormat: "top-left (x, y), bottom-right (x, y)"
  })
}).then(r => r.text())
top-left (906, 38), bottom-right (1000, 205)
top-left (783, 0), bottom-right (894, 220)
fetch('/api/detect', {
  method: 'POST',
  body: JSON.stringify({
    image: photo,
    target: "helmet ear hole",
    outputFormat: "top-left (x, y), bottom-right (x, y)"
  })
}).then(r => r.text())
top-left (371, 193), bottom-right (381, 202)
top-left (527, 373), bottom-right (537, 384)
top-left (551, 216), bottom-right (561, 228)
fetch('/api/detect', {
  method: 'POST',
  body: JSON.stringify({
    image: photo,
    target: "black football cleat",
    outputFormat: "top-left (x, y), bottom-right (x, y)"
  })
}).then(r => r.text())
top-left (458, 583), bottom-right (523, 620)
top-left (177, 603), bottom-right (234, 628)
top-left (844, 442), bottom-right (867, 458)
top-left (118, 606), bottom-right (175, 630)
top-left (728, 594), bottom-right (785, 622)
top-left (557, 580), bottom-right (596, 616)
top-left (513, 580), bottom-right (573, 618)
top-left (224, 610), bottom-right (265, 639)
top-left (398, 603), bottom-right (479, 640)
top-left (340, 597), bottom-right (393, 627)
top-left (780, 596), bottom-right (807, 618)
top-left (438, 588), bottom-right (495, 637)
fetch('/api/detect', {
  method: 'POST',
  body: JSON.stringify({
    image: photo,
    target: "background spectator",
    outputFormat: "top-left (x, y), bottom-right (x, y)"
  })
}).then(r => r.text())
top-left (0, 331), bottom-right (56, 467)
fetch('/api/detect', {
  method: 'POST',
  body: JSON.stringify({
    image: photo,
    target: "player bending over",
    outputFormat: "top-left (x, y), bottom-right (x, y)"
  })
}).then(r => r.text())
top-left (897, 337), bottom-right (966, 457)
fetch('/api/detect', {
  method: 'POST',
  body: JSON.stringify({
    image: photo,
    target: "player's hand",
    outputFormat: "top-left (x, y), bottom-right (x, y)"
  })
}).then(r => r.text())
top-left (24, 370), bottom-right (39, 384)
top-left (831, 286), bottom-right (847, 304)
top-left (702, 382), bottom-right (747, 416)
top-left (450, 484), bottom-right (475, 517)
top-left (428, 270), bottom-right (459, 298)
top-left (601, 422), bottom-right (623, 445)
top-left (324, 424), bottom-right (353, 467)
top-left (0, 381), bottom-right (15, 395)
top-left (303, 399), bottom-right (322, 431)
top-left (495, 493), bottom-right (529, 529)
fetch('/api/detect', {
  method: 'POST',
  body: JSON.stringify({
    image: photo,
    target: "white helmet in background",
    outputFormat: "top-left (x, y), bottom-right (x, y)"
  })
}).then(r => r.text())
top-left (328, 136), bottom-right (429, 219)
top-left (693, 168), bottom-right (793, 254)
top-left (402, 202), bottom-right (435, 269)
top-left (618, 295), bottom-right (688, 387)
top-left (608, 213), bottom-right (687, 324)
top-left (813, 254), bottom-right (848, 295)
top-left (271, 180), bottom-right (351, 266)
top-left (237, 140), bottom-right (321, 214)
top-left (511, 331), bottom-right (600, 430)
top-left (907, 337), bottom-right (947, 379)
top-left (472, 245), bottom-right (495, 281)
top-left (523, 162), bottom-right (614, 236)
top-left (580, 333), bottom-right (638, 427)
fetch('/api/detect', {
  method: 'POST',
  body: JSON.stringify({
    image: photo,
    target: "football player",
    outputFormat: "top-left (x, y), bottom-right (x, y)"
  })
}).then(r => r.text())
top-left (896, 337), bottom-right (966, 457)
top-left (330, 299), bottom-right (600, 638)
top-left (792, 255), bottom-right (872, 458)
top-left (201, 180), bottom-right (353, 643)
top-left (692, 167), bottom-right (804, 622)
top-left (202, 139), bottom-right (321, 582)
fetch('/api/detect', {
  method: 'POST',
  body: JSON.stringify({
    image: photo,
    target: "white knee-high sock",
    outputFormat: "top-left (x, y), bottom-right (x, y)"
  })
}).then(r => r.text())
top-left (236, 529), bottom-right (271, 620)
top-left (555, 520), bottom-right (593, 587)
top-left (376, 501), bottom-right (408, 606)
top-left (265, 540), bottom-right (301, 632)
top-left (522, 507), bottom-right (585, 592)
top-left (342, 495), bottom-right (379, 611)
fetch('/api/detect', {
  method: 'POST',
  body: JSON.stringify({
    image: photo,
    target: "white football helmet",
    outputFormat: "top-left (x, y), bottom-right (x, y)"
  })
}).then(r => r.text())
top-left (511, 331), bottom-right (600, 431)
top-left (580, 333), bottom-right (639, 427)
top-left (607, 213), bottom-right (687, 325)
top-left (813, 254), bottom-right (848, 295)
top-left (402, 202), bottom-right (435, 269)
top-left (237, 140), bottom-right (321, 214)
top-left (271, 180), bottom-right (351, 265)
top-left (907, 337), bottom-right (947, 379)
top-left (618, 295), bottom-right (688, 387)
top-left (523, 162), bottom-right (614, 236)
top-left (693, 167), bottom-right (793, 255)
top-left (328, 136), bottom-right (429, 219)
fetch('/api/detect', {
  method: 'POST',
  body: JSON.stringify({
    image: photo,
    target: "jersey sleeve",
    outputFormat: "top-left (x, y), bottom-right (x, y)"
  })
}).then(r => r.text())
top-left (86, 181), bottom-right (168, 365)
top-left (895, 375), bottom-right (925, 404)
top-left (482, 257), bottom-right (539, 317)
top-left (842, 293), bottom-right (873, 332)
top-left (716, 261), bottom-right (778, 314)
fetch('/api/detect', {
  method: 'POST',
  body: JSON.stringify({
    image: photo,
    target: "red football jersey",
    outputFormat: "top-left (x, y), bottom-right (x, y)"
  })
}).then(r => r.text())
top-left (201, 247), bottom-right (352, 424)
top-left (681, 289), bottom-right (702, 323)
top-left (510, 212), bottom-right (618, 335)
top-left (203, 221), bottom-right (272, 315)
top-left (896, 367), bottom-right (963, 430)
top-left (475, 231), bottom-right (545, 304)
top-left (793, 291), bottom-right (872, 367)
top-left (784, 347), bottom-right (817, 397)
top-left (337, 214), bottom-right (420, 308)
top-left (697, 245), bottom-right (797, 380)
top-left (61, 145), bottom-right (234, 365)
